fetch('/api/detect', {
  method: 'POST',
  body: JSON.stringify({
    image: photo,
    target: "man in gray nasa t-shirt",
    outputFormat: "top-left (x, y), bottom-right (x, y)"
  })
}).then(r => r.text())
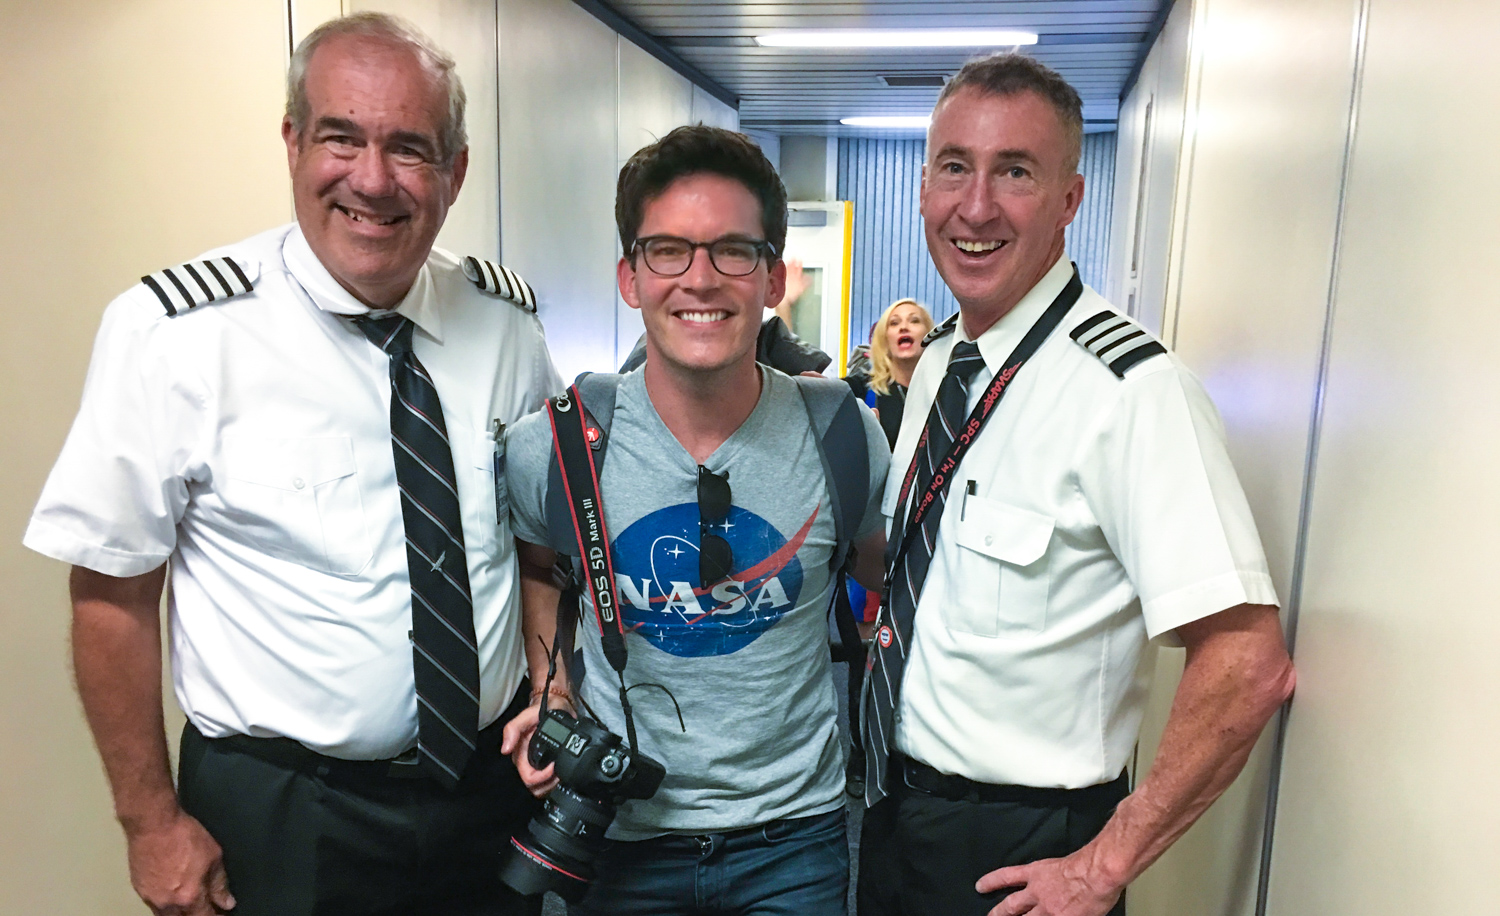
top-left (498, 126), bottom-right (888, 916)
top-left (508, 366), bottom-right (887, 837)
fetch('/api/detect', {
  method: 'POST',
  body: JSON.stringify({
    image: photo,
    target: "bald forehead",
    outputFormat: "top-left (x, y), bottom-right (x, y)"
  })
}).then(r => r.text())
top-left (306, 34), bottom-right (443, 102)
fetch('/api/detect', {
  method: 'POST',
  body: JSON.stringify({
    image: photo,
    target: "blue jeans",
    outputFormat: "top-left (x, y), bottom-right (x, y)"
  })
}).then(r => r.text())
top-left (569, 808), bottom-right (848, 916)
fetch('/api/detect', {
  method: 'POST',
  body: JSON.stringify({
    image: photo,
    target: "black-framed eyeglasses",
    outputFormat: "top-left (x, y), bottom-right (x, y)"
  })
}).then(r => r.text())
top-left (698, 465), bottom-right (734, 588)
top-left (633, 235), bottom-right (777, 278)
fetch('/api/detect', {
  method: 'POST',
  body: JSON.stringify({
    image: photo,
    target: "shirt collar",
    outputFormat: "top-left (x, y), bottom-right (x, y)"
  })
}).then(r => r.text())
top-left (282, 225), bottom-right (443, 342)
top-left (961, 254), bottom-right (1074, 374)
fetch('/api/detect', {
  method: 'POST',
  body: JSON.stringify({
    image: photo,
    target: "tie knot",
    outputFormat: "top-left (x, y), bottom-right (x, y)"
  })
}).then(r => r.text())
top-left (946, 340), bottom-right (985, 381)
top-left (354, 313), bottom-right (414, 355)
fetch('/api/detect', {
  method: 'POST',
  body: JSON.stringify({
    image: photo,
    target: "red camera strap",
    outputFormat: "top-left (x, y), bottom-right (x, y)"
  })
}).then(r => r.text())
top-left (546, 385), bottom-right (629, 676)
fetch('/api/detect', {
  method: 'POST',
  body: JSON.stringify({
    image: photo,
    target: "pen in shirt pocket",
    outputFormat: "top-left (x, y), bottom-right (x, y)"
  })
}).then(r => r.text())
top-left (961, 480), bottom-right (976, 520)
top-left (492, 419), bottom-right (506, 524)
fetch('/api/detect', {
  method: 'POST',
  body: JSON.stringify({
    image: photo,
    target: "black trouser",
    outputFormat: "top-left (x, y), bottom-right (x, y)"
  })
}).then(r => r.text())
top-left (178, 702), bottom-right (542, 916)
top-left (858, 755), bottom-right (1129, 916)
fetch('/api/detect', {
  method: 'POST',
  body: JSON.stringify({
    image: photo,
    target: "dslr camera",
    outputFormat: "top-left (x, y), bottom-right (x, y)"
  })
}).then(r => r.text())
top-left (499, 707), bottom-right (665, 901)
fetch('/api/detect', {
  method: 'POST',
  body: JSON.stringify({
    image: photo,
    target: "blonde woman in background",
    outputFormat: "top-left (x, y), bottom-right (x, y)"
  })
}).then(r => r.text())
top-left (846, 298), bottom-right (935, 447)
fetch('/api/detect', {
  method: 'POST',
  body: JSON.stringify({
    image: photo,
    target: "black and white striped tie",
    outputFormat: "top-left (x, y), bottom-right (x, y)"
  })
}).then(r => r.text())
top-left (863, 340), bottom-right (986, 805)
top-left (355, 314), bottom-right (479, 789)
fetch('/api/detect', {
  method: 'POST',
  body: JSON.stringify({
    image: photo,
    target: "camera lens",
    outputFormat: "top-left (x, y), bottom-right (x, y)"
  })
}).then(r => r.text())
top-left (498, 787), bottom-right (617, 902)
top-left (499, 709), bottom-right (666, 902)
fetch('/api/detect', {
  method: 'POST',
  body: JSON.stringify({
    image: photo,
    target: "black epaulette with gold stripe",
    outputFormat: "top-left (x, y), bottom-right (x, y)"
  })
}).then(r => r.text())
top-left (142, 256), bottom-right (258, 317)
top-left (1069, 309), bottom-right (1168, 378)
top-left (922, 313), bottom-right (959, 347)
top-left (462, 256), bottom-right (537, 313)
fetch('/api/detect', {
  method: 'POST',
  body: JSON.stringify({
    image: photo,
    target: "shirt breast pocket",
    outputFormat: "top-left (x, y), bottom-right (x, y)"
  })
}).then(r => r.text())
top-left (221, 436), bottom-right (370, 576)
top-left (947, 494), bottom-right (1054, 638)
top-left (457, 430), bottom-right (501, 557)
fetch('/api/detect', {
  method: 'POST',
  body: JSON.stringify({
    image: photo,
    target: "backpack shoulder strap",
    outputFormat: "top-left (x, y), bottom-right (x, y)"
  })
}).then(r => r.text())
top-left (573, 371), bottom-right (621, 431)
top-left (543, 372), bottom-right (623, 556)
top-left (794, 375), bottom-right (872, 674)
top-left (792, 375), bottom-right (870, 573)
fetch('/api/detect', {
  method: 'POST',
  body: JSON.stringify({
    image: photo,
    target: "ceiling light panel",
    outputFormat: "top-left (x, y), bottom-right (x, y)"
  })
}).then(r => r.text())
top-left (755, 30), bottom-right (1040, 49)
top-left (840, 116), bottom-right (933, 128)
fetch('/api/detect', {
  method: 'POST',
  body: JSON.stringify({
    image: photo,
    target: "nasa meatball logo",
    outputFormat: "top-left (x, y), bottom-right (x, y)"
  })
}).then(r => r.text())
top-left (609, 503), bottom-right (816, 657)
top-left (877, 626), bottom-right (893, 648)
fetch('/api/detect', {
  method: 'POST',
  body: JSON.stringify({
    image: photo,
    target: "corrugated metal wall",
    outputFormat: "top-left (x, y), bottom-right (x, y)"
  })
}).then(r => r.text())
top-left (836, 131), bottom-right (1117, 353)
top-left (1068, 130), bottom-right (1118, 296)
top-left (837, 137), bottom-right (958, 346)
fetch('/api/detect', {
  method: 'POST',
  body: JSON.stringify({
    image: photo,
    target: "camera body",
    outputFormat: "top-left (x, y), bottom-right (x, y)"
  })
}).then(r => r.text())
top-left (529, 708), bottom-right (664, 802)
top-left (499, 708), bottom-right (665, 901)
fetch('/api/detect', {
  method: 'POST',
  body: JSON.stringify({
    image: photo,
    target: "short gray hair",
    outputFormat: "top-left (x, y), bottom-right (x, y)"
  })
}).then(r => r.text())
top-left (934, 53), bottom-right (1083, 175)
top-left (285, 12), bottom-right (467, 167)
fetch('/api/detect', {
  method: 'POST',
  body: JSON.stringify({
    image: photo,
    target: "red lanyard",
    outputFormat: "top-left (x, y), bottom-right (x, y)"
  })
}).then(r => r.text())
top-left (892, 269), bottom-right (1082, 552)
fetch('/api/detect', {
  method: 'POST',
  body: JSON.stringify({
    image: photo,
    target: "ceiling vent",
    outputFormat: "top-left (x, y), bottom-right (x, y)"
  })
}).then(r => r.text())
top-left (876, 74), bottom-right (949, 88)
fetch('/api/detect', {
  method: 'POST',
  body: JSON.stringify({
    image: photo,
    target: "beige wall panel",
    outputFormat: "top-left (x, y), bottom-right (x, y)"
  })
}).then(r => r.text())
top-left (1268, 0), bottom-right (1500, 911)
top-left (349, 0), bottom-right (501, 260)
top-left (0, 1), bottom-right (291, 911)
top-left (1127, 0), bottom-right (1363, 913)
top-left (614, 38), bottom-right (694, 365)
top-left (498, 0), bottom-right (619, 381)
top-left (1105, 60), bottom-right (1148, 310)
top-left (618, 39), bottom-right (693, 165)
top-left (1121, 0), bottom-right (1194, 338)
top-left (292, 0), bottom-right (347, 46)
top-left (691, 83), bottom-right (739, 132)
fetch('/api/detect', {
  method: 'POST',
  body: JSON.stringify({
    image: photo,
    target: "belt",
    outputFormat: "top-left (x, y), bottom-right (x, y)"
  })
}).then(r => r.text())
top-left (205, 718), bottom-right (508, 780)
top-left (898, 754), bottom-right (1130, 807)
top-left (200, 682), bottom-right (528, 782)
top-left (629, 809), bottom-right (845, 857)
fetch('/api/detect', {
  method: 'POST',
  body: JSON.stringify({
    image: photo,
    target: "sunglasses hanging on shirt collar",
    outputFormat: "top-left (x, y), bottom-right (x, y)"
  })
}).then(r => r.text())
top-left (697, 466), bottom-right (734, 588)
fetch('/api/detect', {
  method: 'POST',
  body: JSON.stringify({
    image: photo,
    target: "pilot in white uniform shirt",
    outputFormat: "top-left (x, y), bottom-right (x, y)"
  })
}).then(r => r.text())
top-left (885, 253), bottom-right (1280, 788)
top-left (25, 223), bottom-right (563, 758)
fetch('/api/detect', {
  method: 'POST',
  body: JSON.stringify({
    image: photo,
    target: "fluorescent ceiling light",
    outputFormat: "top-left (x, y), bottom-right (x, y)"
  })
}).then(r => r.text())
top-left (756, 29), bottom-right (1038, 49)
top-left (840, 116), bottom-right (932, 128)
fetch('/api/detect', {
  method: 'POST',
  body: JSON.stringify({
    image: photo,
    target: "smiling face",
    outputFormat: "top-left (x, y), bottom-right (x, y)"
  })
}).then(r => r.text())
top-left (619, 172), bottom-right (786, 381)
top-left (884, 301), bottom-right (932, 363)
top-left (283, 35), bottom-right (467, 308)
top-left (921, 87), bottom-right (1084, 334)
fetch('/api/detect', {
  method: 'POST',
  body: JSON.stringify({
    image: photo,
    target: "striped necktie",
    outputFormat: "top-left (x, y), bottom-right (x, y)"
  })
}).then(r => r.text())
top-left (863, 340), bottom-right (986, 805)
top-left (355, 314), bottom-right (479, 789)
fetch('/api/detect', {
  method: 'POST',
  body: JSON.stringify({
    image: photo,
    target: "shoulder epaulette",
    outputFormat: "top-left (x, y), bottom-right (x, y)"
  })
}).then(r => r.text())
top-left (462, 256), bottom-right (537, 313)
top-left (1069, 308), bottom-right (1168, 378)
top-left (141, 256), bottom-right (258, 317)
top-left (922, 313), bottom-right (958, 346)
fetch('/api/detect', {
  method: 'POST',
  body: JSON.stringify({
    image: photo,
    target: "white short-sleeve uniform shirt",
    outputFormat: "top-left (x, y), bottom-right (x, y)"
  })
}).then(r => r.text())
top-left (885, 255), bottom-right (1279, 789)
top-left (25, 224), bottom-right (563, 759)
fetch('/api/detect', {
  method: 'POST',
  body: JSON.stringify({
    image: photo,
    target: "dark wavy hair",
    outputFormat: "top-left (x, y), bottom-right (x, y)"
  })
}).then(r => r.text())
top-left (616, 125), bottom-right (788, 262)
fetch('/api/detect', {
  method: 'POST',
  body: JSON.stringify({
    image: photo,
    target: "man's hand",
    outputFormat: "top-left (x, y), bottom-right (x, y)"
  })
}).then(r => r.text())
top-left (510, 539), bottom-right (572, 797)
top-left (977, 846), bottom-right (1122, 916)
top-left (774, 258), bottom-right (810, 325)
top-left (124, 809), bottom-right (235, 914)
top-left (70, 564), bottom-right (240, 913)
top-left (978, 603), bottom-right (1292, 916)
top-left (500, 702), bottom-right (559, 797)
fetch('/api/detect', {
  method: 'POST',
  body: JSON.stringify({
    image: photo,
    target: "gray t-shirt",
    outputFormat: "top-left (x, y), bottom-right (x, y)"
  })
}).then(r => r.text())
top-left (507, 367), bottom-right (888, 838)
